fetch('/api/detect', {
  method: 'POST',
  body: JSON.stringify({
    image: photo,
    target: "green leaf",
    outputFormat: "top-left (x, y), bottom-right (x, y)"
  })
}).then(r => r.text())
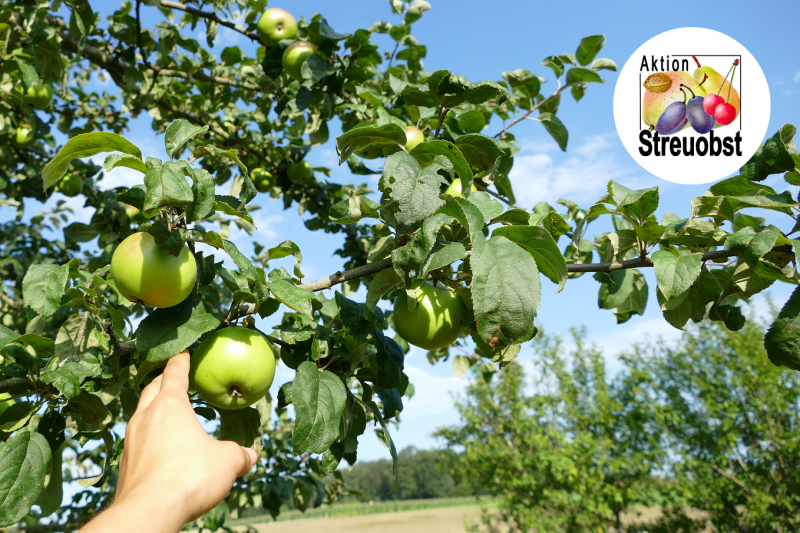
top-left (36, 443), bottom-right (63, 516)
top-left (22, 263), bottom-right (70, 317)
top-left (329, 193), bottom-right (381, 224)
top-left (104, 153), bottom-right (146, 174)
top-left (374, 328), bottom-right (404, 390)
top-left (143, 159), bottom-right (194, 211)
top-left (376, 388), bottom-right (403, 419)
top-left (764, 286), bottom-right (800, 370)
top-left (164, 119), bottom-right (209, 159)
top-left (423, 242), bottom-right (466, 275)
top-left (292, 361), bottom-right (347, 454)
top-left (537, 113), bottom-right (568, 151)
top-left (410, 140), bottom-right (473, 189)
top-left (41, 358), bottom-right (102, 399)
top-left (590, 58), bottom-right (617, 71)
top-left (218, 407), bottom-right (264, 455)
top-left (381, 152), bottom-right (449, 226)
top-left (566, 67), bottom-right (604, 85)
top-left (651, 251), bottom-right (703, 301)
top-left (439, 195), bottom-right (486, 243)
top-left (0, 403), bottom-right (38, 432)
top-left (455, 134), bottom-right (504, 180)
top-left (724, 225), bottom-right (781, 266)
top-left (471, 236), bottom-right (540, 347)
top-left (608, 181), bottom-right (659, 223)
top-left (575, 35), bottom-right (606, 66)
top-left (335, 293), bottom-right (373, 343)
top-left (502, 69), bottom-right (541, 100)
top-left (594, 269), bottom-right (648, 324)
top-left (267, 279), bottom-right (314, 317)
top-left (42, 132), bottom-right (142, 192)
top-left (68, 393), bottom-right (112, 432)
top-left (117, 184), bottom-right (147, 210)
top-left (213, 200), bottom-right (254, 227)
top-left (492, 226), bottom-right (568, 292)
top-left (302, 54), bottom-right (336, 83)
top-left (135, 299), bottom-right (222, 362)
top-left (185, 167), bottom-right (216, 223)
top-left (392, 213), bottom-right (456, 284)
top-left (336, 124), bottom-right (407, 164)
top-left (366, 269), bottom-right (402, 312)
top-left (0, 431), bottom-right (51, 527)
top-left (15, 58), bottom-right (39, 89)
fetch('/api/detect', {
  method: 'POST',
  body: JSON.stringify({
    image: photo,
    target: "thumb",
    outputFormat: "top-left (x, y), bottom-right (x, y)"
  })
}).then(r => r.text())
top-left (235, 446), bottom-right (258, 477)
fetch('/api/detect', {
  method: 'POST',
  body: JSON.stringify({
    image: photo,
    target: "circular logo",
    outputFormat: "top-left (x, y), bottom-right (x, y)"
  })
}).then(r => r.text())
top-left (613, 27), bottom-right (770, 185)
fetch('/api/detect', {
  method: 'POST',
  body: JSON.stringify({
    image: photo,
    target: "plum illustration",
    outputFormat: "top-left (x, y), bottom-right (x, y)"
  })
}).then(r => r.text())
top-left (656, 100), bottom-right (688, 135)
top-left (642, 71), bottom-right (705, 131)
top-left (683, 85), bottom-right (716, 134)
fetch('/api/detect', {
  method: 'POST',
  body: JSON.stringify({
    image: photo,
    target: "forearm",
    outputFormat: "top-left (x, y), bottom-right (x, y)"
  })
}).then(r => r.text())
top-left (81, 489), bottom-right (189, 533)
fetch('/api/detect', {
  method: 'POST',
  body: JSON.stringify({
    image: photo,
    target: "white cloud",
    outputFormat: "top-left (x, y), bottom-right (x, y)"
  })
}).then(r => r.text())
top-left (794, 70), bottom-right (800, 83)
top-left (783, 90), bottom-right (795, 96)
top-left (509, 133), bottom-right (651, 208)
top-left (401, 360), bottom-right (469, 419)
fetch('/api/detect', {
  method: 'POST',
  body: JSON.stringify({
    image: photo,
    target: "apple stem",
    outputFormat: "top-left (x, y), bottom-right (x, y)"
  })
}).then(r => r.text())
top-left (692, 56), bottom-right (702, 68)
top-left (228, 385), bottom-right (243, 398)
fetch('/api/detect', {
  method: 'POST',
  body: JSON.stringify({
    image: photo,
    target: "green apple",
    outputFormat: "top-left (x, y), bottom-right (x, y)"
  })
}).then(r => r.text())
top-left (23, 83), bottom-right (53, 110)
top-left (394, 282), bottom-right (464, 350)
top-left (0, 392), bottom-right (13, 420)
top-left (287, 161), bottom-right (313, 183)
top-left (56, 174), bottom-right (83, 197)
top-left (257, 8), bottom-right (297, 46)
top-left (122, 203), bottom-right (141, 219)
top-left (11, 125), bottom-right (35, 148)
top-left (404, 125), bottom-right (424, 151)
top-left (189, 327), bottom-right (276, 410)
top-left (110, 232), bottom-right (197, 308)
top-left (252, 167), bottom-right (274, 193)
top-left (282, 41), bottom-right (318, 81)
top-left (383, 125), bottom-right (425, 157)
top-left (443, 178), bottom-right (477, 197)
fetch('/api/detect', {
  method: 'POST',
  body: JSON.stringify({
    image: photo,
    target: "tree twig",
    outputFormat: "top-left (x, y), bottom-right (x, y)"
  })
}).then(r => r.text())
top-left (298, 257), bottom-right (394, 292)
top-left (494, 83), bottom-right (570, 139)
top-left (158, 1), bottom-right (260, 43)
top-left (0, 377), bottom-right (32, 394)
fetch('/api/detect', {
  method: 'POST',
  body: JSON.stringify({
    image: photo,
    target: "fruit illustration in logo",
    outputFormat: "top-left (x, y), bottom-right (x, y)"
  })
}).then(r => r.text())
top-left (684, 86), bottom-right (716, 134)
top-left (693, 56), bottom-right (740, 126)
top-left (642, 71), bottom-right (705, 130)
top-left (656, 85), bottom-right (689, 135)
top-left (643, 73), bottom-right (672, 93)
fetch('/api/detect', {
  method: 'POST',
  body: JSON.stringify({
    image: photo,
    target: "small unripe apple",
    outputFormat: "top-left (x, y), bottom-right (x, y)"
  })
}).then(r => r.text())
top-left (287, 161), bottom-right (313, 183)
top-left (123, 203), bottom-right (141, 219)
top-left (443, 178), bottom-right (477, 197)
top-left (11, 125), bottom-right (35, 148)
top-left (189, 327), bottom-right (276, 410)
top-left (110, 232), bottom-right (197, 308)
top-left (282, 41), bottom-right (318, 81)
top-left (23, 83), bottom-right (53, 109)
top-left (394, 282), bottom-right (464, 351)
top-left (56, 174), bottom-right (83, 197)
top-left (257, 8), bottom-right (297, 46)
top-left (0, 392), bottom-right (13, 419)
top-left (252, 167), bottom-right (275, 193)
top-left (404, 126), bottom-right (424, 151)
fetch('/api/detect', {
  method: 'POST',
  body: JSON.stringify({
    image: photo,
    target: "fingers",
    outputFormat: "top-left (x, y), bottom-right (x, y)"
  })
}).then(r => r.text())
top-left (238, 447), bottom-right (258, 477)
top-left (160, 350), bottom-right (191, 395)
top-left (137, 374), bottom-right (163, 412)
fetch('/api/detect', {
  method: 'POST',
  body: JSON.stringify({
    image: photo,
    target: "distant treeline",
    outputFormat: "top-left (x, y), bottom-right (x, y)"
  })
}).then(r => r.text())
top-left (338, 446), bottom-right (475, 501)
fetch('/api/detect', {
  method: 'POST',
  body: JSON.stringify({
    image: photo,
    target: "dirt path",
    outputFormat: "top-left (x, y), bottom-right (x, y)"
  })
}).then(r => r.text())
top-left (235, 506), bottom-right (483, 533)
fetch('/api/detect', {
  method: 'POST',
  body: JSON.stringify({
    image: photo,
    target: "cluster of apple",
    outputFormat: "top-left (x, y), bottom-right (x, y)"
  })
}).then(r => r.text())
top-left (256, 8), bottom-right (316, 82)
top-left (643, 58), bottom-right (740, 136)
top-left (109, 232), bottom-right (276, 410)
top-left (0, 82), bottom-right (50, 147)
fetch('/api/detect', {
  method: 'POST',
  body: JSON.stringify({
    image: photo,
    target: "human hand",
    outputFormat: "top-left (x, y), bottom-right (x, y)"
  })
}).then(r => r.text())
top-left (82, 350), bottom-right (257, 533)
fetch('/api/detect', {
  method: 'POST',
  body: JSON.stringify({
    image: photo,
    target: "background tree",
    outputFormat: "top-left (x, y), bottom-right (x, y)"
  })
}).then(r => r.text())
top-left (0, 0), bottom-right (799, 529)
top-left (625, 314), bottom-right (800, 532)
top-left (436, 331), bottom-right (664, 532)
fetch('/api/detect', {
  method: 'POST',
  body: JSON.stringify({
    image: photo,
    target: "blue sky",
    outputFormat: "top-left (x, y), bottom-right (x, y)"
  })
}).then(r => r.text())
top-left (9, 0), bottom-right (800, 467)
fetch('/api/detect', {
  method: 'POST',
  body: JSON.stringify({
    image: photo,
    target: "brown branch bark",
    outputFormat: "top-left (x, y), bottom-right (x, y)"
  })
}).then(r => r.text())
top-left (158, 1), bottom-right (260, 42)
top-left (0, 378), bottom-right (33, 394)
top-left (297, 257), bottom-right (394, 292)
top-left (494, 83), bottom-right (570, 139)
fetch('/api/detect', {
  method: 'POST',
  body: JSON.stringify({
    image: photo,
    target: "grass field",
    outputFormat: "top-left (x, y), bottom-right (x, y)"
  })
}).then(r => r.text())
top-left (231, 507), bottom-right (485, 533)
top-left (228, 497), bottom-right (492, 529)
